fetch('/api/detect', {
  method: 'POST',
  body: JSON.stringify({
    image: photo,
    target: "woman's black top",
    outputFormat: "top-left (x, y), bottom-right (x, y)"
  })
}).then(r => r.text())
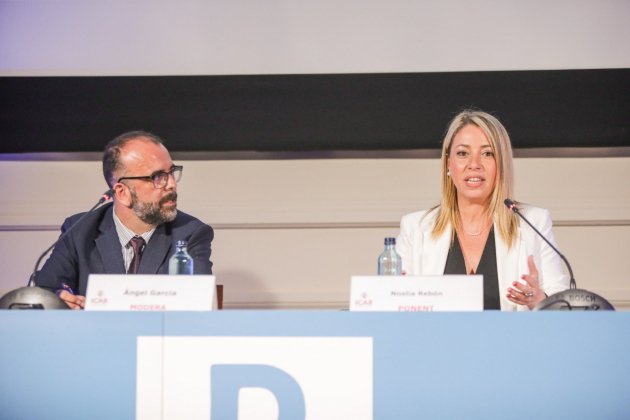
top-left (443, 227), bottom-right (501, 310)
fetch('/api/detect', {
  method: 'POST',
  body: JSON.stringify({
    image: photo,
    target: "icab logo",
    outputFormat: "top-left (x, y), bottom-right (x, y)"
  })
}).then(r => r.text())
top-left (354, 292), bottom-right (373, 307)
top-left (90, 290), bottom-right (108, 305)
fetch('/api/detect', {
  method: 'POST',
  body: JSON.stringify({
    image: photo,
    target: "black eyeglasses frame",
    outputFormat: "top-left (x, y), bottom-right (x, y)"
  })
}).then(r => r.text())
top-left (117, 165), bottom-right (183, 189)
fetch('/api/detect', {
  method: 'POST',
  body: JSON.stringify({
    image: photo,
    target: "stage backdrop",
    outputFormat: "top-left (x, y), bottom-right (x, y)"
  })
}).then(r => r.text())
top-left (1, 70), bottom-right (629, 154)
top-left (0, 0), bottom-right (628, 309)
top-left (1, 0), bottom-right (629, 154)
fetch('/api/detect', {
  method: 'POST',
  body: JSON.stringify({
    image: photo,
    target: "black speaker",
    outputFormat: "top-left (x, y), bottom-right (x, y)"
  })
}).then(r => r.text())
top-left (0, 286), bottom-right (69, 310)
top-left (534, 289), bottom-right (615, 311)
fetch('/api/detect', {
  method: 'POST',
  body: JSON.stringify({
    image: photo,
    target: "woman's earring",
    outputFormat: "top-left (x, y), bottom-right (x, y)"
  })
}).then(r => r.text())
top-left (447, 170), bottom-right (451, 177)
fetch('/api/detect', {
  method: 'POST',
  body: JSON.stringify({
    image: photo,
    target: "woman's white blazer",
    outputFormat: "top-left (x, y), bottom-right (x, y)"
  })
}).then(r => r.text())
top-left (396, 205), bottom-right (569, 311)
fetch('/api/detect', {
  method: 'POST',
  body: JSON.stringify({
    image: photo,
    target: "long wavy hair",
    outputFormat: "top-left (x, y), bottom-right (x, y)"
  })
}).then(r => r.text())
top-left (431, 110), bottom-right (519, 247)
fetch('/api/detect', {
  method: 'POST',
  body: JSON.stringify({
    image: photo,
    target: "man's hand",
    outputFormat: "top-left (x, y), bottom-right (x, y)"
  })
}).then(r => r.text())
top-left (58, 290), bottom-right (85, 310)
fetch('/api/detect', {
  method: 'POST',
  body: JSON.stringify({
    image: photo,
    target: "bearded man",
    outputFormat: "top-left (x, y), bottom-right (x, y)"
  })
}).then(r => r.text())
top-left (36, 131), bottom-right (214, 309)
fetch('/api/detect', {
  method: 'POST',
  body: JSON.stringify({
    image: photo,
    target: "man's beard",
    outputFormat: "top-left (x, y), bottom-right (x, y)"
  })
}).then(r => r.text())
top-left (130, 188), bottom-right (178, 226)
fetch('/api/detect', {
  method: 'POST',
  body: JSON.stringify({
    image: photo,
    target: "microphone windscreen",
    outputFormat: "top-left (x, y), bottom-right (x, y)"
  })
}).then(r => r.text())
top-left (100, 189), bottom-right (114, 203)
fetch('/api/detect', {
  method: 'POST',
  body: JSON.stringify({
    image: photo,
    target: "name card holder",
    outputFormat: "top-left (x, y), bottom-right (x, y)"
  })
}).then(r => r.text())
top-left (350, 275), bottom-right (483, 312)
top-left (85, 274), bottom-right (216, 311)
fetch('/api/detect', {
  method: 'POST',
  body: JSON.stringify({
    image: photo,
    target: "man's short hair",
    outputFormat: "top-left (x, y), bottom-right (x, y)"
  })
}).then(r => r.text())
top-left (102, 130), bottom-right (164, 187)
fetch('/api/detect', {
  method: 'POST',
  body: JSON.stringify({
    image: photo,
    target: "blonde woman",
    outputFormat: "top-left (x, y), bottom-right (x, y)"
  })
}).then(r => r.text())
top-left (396, 110), bottom-right (568, 310)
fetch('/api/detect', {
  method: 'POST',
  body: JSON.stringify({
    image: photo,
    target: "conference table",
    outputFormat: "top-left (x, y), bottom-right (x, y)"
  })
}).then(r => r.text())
top-left (1, 310), bottom-right (629, 419)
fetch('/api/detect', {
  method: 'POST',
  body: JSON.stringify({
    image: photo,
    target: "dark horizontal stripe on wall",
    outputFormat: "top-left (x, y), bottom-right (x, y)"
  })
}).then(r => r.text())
top-left (1, 69), bottom-right (628, 153)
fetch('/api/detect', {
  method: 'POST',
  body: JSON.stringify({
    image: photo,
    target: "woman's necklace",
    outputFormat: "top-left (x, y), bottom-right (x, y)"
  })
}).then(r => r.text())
top-left (461, 219), bottom-right (491, 236)
top-left (464, 227), bottom-right (484, 236)
top-left (458, 219), bottom-right (491, 273)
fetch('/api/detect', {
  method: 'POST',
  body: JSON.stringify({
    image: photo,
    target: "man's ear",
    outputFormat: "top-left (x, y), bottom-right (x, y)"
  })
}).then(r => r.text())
top-left (113, 183), bottom-right (132, 207)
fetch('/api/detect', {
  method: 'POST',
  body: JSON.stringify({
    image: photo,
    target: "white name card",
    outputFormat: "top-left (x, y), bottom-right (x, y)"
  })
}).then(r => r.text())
top-left (350, 275), bottom-right (483, 312)
top-left (85, 274), bottom-right (216, 311)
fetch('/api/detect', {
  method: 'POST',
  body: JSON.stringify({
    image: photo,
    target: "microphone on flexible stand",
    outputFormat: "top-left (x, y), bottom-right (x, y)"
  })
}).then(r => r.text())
top-left (0, 189), bottom-right (114, 309)
top-left (504, 198), bottom-right (614, 310)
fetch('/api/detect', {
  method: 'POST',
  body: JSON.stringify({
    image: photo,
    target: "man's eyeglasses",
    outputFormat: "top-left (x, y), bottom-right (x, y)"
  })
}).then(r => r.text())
top-left (117, 165), bottom-right (183, 189)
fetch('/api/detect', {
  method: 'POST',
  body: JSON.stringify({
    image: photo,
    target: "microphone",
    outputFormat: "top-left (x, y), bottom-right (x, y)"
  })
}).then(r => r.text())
top-left (27, 188), bottom-right (114, 287)
top-left (0, 189), bottom-right (114, 309)
top-left (504, 198), bottom-right (614, 310)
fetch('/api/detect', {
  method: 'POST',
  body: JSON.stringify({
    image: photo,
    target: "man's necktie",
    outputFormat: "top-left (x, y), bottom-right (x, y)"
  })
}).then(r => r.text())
top-left (128, 236), bottom-right (146, 274)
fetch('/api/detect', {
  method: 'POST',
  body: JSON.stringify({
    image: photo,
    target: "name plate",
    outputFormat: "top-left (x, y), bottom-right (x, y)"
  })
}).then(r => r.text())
top-left (85, 274), bottom-right (216, 311)
top-left (350, 275), bottom-right (483, 312)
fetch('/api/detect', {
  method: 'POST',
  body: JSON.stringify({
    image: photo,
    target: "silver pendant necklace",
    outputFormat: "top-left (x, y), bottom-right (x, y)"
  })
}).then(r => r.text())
top-left (462, 221), bottom-right (490, 236)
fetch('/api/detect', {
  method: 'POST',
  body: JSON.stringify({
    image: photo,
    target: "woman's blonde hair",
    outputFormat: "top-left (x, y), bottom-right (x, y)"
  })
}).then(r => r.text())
top-left (432, 109), bottom-right (519, 247)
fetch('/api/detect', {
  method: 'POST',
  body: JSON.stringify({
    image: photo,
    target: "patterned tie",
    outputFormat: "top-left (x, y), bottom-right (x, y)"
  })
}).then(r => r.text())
top-left (128, 236), bottom-right (146, 274)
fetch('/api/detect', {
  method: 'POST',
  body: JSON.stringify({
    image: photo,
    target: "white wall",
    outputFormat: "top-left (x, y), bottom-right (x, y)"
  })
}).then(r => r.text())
top-left (1, 157), bottom-right (628, 309)
top-left (1, 0), bottom-right (629, 76)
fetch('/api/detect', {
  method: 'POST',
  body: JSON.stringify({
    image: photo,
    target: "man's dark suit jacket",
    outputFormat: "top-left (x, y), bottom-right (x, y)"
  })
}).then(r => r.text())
top-left (36, 202), bottom-right (214, 295)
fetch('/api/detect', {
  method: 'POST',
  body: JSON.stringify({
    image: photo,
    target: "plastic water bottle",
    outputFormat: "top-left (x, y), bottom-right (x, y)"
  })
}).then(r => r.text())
top-left (377, 237), bottom-right (402, 275)
top-left (168, 240), bottom-right (194, 275)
